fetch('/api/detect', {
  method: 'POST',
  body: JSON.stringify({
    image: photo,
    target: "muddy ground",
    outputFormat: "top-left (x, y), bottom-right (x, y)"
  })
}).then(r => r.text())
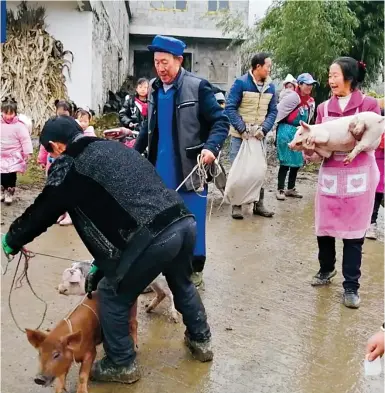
top-left (1, 165), bottom-right (384, 393)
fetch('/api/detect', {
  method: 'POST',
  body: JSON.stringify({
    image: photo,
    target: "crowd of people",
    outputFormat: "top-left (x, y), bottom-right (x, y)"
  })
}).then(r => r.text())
top-left (1, 34), bottom-right (384, 384)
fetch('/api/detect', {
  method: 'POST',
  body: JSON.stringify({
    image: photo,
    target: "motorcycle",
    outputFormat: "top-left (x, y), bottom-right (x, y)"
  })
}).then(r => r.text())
top-left (103, 126), bottom-right (139, 149)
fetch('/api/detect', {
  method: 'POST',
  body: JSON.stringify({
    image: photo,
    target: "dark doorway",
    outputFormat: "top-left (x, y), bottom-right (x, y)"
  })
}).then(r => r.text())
top-left (134, 50), bottom-right (192, 81)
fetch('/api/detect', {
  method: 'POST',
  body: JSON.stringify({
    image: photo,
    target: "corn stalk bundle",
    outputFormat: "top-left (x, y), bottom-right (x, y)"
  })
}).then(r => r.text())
top-left (1, 1), bottom-right (73, 134)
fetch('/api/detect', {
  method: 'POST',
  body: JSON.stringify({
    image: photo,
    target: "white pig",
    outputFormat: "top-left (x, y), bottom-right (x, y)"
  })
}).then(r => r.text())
top-left (288, 111), bottom-right (385, 164)
top-left (57, 261), bottom-right (180, 323)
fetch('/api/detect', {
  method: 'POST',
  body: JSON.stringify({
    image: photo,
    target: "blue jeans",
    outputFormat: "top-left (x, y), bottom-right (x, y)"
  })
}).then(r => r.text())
top-left (98, 217), bottom-right (211, 366)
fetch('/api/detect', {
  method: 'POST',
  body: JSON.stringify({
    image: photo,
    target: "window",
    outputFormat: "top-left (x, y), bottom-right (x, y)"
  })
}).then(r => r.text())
top-left (150, 1), bottom-right (187, 11)
top-left (208, 0), bottom-right (229, 12)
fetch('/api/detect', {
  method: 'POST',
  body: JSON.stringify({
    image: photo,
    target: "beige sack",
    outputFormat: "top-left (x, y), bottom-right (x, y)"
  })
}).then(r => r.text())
top-left (224, 138), bottom-right (267, 206)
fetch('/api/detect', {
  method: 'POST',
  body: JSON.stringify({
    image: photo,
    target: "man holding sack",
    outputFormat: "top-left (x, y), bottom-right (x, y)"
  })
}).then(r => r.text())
top-left (225, 53), bottom-right (278, 219)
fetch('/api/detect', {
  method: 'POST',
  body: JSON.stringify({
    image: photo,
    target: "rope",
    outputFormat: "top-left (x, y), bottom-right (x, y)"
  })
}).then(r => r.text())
top-left (5, 249), bottom-right (48, 333)
top-left (175, 153), bottom-right (225, 221)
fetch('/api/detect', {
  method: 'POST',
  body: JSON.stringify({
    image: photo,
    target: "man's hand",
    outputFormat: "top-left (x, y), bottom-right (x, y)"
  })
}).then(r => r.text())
top-left (85, 264), bottom-right (104, 298)
top-left (1, 234), bottom-right (17, 256)
top-left (201, 149), bottom-right (216, 165)
top-left (241, 131), bottom-right (249, 140)
top-left (254, 129), bottom-right (265, 140)
top-left (366, 329), bottom-right (385, 361)
top-left (246, 124), bottom-right (264, 140)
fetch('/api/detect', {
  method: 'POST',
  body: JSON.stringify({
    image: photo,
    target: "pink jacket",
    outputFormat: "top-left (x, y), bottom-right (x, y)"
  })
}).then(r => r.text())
top-left (1, 116), bottom-right (33, 173)
top-left (304, 90), bottom-right (381, 162)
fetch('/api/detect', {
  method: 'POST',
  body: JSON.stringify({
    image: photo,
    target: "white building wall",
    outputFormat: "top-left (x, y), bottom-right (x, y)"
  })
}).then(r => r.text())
top-left (8, 0), bottom-right (130, 113)
top-left (7, 1), bottom-right (93, 109)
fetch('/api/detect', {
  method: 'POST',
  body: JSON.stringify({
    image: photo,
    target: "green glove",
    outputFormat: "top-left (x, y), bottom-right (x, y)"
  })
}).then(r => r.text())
top-left (85, 263), bottom-right (104, 298)
top-left (2, 234), bottom-right (16, 256)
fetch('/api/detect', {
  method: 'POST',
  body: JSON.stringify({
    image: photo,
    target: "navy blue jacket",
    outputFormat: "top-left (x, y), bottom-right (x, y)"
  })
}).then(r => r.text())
top-left (135, 69), bottom-right (229, 191)
top-left (225, 72), bottom-right (278, 135)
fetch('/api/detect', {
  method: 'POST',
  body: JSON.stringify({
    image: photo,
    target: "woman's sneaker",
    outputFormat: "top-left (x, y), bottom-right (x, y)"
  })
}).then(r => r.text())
top-left (285, 188), bottom-right (303, 198)
top-left (343, 289), bottom-right (360, 309)
top-left (365, 223), bottom-right (377, 240)
top-left (311, 269), bottom-right (337, 286)
top-left (276, 190), bottom-right (286, 201)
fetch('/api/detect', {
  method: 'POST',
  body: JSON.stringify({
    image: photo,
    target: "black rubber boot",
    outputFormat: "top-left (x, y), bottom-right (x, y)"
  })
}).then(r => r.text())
top-left (253, 188), bottom-right (274, 217)
top-left (184, 334), bottom-right (214, 362)
top-left (90, 356), bottom-right (141, 384)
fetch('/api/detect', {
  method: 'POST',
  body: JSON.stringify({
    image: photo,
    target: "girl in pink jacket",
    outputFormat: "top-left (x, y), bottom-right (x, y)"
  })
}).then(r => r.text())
top-left (1, 98), bottom-right (33, 205)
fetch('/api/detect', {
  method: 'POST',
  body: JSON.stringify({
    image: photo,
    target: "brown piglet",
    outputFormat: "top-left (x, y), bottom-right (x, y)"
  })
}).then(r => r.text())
top-left (25, 293), bottom-right (138, 393)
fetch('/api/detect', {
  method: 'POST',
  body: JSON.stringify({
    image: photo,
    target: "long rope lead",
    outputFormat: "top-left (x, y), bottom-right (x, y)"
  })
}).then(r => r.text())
top-left (5, 248), bottom-right (48, 333)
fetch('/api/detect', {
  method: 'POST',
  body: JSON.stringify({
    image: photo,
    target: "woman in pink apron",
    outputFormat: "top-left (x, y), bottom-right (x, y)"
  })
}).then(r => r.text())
top-left (308, 57), bottom-right (381, 309)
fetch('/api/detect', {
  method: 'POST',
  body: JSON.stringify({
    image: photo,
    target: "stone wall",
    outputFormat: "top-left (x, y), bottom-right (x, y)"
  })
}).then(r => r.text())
top-left (129, 0), bottom-right (248, 37)
top-left (90, 0), bottom-right (130, 112)
top-left (130, 35), bottom-right (241, 92)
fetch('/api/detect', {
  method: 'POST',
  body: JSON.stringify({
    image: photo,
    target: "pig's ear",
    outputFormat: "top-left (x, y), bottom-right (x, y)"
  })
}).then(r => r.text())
top-left (25, 329), bottom-right (47, 349)
top-left (62, 330), bottom-right (82, 351)
top-left (299, 120), bottom-right (311, 130)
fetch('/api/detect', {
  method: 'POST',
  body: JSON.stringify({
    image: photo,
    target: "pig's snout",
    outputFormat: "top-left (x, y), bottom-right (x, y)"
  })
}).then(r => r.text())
top-left (34, 374), bottom-right (53, 386)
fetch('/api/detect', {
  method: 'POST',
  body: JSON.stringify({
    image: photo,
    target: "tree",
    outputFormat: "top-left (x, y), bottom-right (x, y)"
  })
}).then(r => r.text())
top-left (259, 0), bottom-right (358, 101)
top-left (347, 1), bottom-right (384, 86)
top-left (217, 0), bottom-right (384, 102)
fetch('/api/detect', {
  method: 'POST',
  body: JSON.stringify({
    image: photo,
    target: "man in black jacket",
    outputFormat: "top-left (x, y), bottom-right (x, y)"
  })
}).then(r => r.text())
top-left (1, 116), bottom-right (213, 384)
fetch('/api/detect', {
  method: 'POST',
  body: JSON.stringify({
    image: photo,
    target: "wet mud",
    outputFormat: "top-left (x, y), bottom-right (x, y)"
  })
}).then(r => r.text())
top-left (1, 169), bottom-right (384, 393)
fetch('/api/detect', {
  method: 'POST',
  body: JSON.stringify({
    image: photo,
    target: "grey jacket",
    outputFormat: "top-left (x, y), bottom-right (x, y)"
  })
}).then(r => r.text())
top-left (135, 68), bottom-right (229, 191)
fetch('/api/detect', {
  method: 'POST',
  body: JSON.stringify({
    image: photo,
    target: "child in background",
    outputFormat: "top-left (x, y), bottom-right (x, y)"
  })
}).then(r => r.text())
top-left (38, 99), bottom-right (74, 172)
top-left (1, 98), bottom-right (33, 205)
top-left (37, 99), bottom-right (75, 226)
top-left (75, 108), bottom-right (96, 136)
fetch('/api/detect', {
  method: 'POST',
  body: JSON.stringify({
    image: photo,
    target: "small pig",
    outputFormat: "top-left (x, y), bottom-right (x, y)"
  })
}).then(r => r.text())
top-left (288, 111), bottom-right (385, 164)
top-left (58, 261), bottom-right (179, 323)
top-left (57, 261), bottom-right (138, 347)
top-left (57, 261), bottom-right (91, 296)
top-left (26, 294), bottom-right (101, 393)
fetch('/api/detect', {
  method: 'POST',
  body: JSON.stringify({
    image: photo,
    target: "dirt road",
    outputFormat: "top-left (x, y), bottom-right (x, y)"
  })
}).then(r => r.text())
top-left (1, 170), bottom-right (383, 393)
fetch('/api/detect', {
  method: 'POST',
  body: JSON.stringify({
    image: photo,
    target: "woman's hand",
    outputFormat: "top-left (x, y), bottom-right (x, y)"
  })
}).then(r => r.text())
top-left (366, 329), bottom-right (384, 361)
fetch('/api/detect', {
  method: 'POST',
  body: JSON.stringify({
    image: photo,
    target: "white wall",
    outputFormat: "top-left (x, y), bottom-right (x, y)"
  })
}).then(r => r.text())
top-left (8, 1), bottom-right (93, 109)
top-left (8, 0), bottom-right (130, 113)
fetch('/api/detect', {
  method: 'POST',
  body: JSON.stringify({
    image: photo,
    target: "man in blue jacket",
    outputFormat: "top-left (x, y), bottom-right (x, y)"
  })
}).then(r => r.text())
top-left (135, 35), bottom-right (229, 288)
top-left (225, 53), bottom-right (278, 219)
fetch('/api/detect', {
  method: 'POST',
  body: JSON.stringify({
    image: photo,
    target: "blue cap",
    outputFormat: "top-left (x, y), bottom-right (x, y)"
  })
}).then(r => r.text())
top-left (297, 73), bottom-right (318, 85)
top-left (148, 35), bottom-right (186, 57)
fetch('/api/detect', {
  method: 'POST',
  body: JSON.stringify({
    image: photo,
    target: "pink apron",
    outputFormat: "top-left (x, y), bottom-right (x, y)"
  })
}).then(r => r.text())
top-left (315, 100), bottom-right (380, 239)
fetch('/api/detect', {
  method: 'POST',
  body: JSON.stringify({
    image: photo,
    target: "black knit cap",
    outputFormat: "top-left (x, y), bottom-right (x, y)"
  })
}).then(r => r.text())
top-left (40, 116), bottom-right (83, 152)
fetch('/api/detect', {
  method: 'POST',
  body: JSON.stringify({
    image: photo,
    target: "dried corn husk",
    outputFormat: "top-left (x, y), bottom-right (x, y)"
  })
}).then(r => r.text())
top-left (1, 2), bottom-right (73, 135)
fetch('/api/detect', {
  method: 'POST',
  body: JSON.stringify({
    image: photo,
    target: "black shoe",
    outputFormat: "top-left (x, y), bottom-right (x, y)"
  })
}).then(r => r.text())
top-left (184, 335), bottom-right (213, 362)
top-left (343, 289), bottom-right (360, 309)
top-left (231, 205), bottom-right (244, 219)
top-left (311, 269), bottom-right (337, 286)
top-left (90, 356), bottom-right (141, 384)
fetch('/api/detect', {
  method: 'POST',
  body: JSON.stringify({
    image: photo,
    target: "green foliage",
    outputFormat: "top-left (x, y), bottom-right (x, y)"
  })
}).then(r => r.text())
top-left (259, 0), bottom-right (358, 101)
top-left (347, 1), bottom-right (384, 86)
top-left (216, 0), bottom-right (384, 102)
